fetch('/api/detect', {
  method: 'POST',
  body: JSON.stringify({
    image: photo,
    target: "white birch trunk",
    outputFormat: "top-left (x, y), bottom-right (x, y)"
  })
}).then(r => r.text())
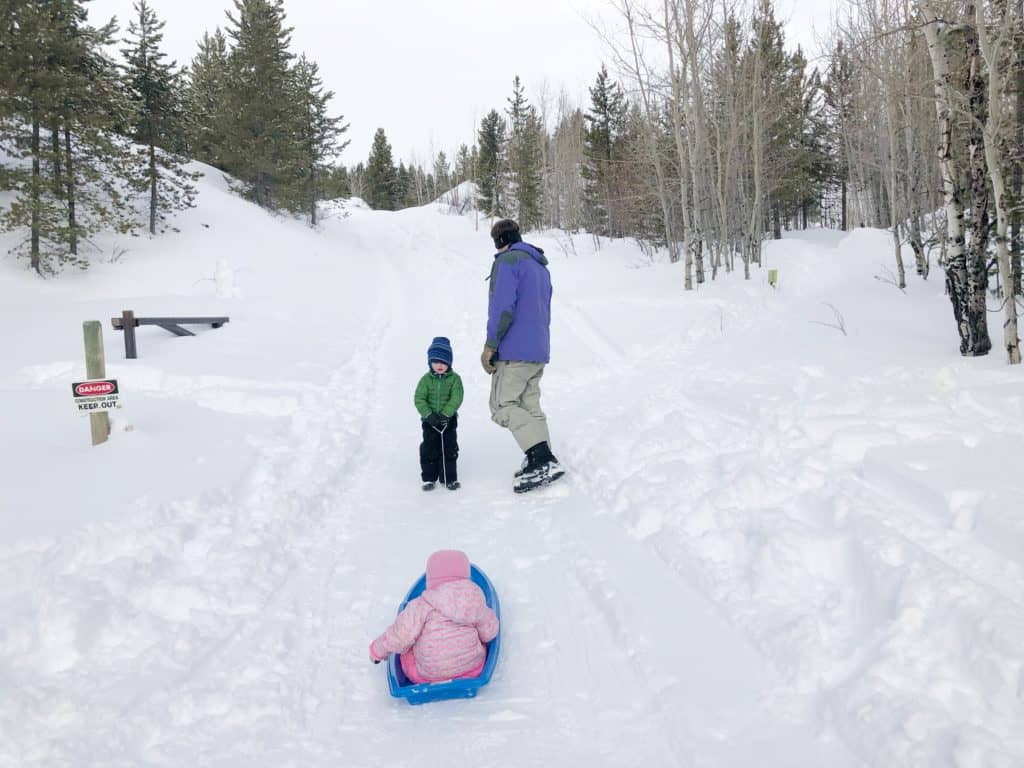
top-left (884, 100), bottom-right (907, 288)
top-left (922, 3), bottom-right (987, 356)
top-left (663, 0), bottom-right (695, 289)
top-left (976, 0), bottom-right (1022, 363)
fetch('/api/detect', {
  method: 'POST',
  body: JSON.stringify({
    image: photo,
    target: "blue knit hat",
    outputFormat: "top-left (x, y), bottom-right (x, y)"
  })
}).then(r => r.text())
top-left (427, 336), bottom-right (453, 367)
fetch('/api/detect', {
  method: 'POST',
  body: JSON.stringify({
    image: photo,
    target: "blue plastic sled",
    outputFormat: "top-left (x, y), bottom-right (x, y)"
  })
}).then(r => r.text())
top-left (385, 564), bottom-right (501, 705)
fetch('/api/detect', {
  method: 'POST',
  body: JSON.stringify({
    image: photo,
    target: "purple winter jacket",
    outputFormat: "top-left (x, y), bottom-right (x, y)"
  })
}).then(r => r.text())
top-left (486, 242), bottom-right (552, 363)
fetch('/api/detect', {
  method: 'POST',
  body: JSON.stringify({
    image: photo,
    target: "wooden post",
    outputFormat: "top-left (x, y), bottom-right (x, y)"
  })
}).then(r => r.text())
top-left (83, 321), bottom-right (110, 445)
top-left (122, 310), bottom-right (137, 359)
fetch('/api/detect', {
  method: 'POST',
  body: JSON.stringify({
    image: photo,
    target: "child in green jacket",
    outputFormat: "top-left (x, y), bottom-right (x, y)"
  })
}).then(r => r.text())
top-left (415, 337), bottom-right (464, 491)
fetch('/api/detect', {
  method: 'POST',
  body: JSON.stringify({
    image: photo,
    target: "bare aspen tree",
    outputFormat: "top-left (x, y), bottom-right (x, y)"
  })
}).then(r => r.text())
top-left (834, 0), bottom-right (941, 280)
top-left (709, 4), bottom-right (744, 275)
top-left (746, 5), bottom-right (766, 277)
top-left (555, 90), bottom-right (587, 231)
top-left (1010, 12), bottom-right (1023, 297)
top-left (673, 0), bottom-right (712, 284)
top-left (535, 80), bottom-right (557, 229)
top-left (877, 0), bottom-right (909, 287)
top-left (922, 1), bottom-right (992, 356)
top-left (899, 31), bottom-right (929, 278)
top-left (611, 0), bottom-right (681, 263)
top-left (965, 12), bottom-right (993, 335)
top-left (975, 0), bottom-right (1022, 362)
top-left (661, 0), bottom-right (696, 288)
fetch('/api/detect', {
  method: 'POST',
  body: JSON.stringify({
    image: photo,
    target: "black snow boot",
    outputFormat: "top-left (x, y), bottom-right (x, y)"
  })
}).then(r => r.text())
top-left (513, 442), bottom-right (565, 493)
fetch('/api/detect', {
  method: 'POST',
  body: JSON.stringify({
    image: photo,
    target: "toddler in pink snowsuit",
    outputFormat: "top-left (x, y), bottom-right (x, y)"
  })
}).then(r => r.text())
top-left (369, 550), bottom-right (499, 683)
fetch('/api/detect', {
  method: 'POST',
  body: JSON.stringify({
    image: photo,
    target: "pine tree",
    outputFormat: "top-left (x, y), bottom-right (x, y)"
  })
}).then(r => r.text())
top-left (476, 109), bottom-right (506, 217)
top-left (222, 0), bottom-right (296, 208)
top-left (583, 64), bottom-right (627, 235)
top-left (349, 161), bottom-right (366, 200)
top-left (824, 39), bottom-right (854, 231)
top-left (364, 128), bottom-right (398, 210)
top-left (60, 10), bottom-right (136, 254)
top-left (454, 144), bottom-right (472, 185)
top-left (747, 2), bottom-right (822, 237)
top-left (0, 0), bottom-right (63, 274)
top-left (787, 53), bottom-right (831, 230)
top-left (285, 54), bottom-right (348, 224)
top-left (432, 151), bottom-right (450, 197)
top-left (321, 164), bottom-right (350, 199)
top-left (184, 29), bottom-right (231, 169)
top-left (397, 162), bottom-right (415, 208)
top-left (123, 0), bottom-right (197, 235)
top-left (1, 1), bottom-right (73, 272)
top-left (397, 162), bottom-right (413, 208)
top-left (0, 0), bottom-right (132, 273)
top-left (506, 76), bottom-right (543, 230)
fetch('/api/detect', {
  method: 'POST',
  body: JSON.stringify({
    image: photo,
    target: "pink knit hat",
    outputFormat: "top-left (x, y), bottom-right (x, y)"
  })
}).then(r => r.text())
top-left (425, 549), bottom-right (471, 590)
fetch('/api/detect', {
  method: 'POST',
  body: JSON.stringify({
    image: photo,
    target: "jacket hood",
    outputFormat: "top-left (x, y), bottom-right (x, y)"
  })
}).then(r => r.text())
top-left (420, 580), bottom-right (484, 624)
top-left (504, 241), bottom-right (548, 266)
top-left (425, 549), bottom-right (470, 589)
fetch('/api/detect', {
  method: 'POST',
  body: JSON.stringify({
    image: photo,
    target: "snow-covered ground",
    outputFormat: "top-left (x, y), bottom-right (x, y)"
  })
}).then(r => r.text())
top-left (2, 166), bottom-right (1023, 767)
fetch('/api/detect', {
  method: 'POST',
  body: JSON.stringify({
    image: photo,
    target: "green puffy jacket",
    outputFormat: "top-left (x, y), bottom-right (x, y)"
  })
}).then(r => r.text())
top-left (414, 369), bottom-right (464, 418)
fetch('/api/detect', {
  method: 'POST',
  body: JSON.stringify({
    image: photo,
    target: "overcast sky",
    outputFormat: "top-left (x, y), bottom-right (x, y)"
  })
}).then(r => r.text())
top-left (89, 0), bottom-right (837, 164)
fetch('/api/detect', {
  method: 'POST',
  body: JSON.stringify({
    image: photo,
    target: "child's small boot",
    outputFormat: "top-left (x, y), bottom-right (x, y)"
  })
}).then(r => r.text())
top-left (422, 481), bottom-right (436, 491)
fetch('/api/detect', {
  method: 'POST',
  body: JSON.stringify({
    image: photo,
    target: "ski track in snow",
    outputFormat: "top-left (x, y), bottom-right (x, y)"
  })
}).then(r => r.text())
top-left (560, 299), bottom-right (1024, 766)
top-left (2, 193), bottom-right (1023, 766)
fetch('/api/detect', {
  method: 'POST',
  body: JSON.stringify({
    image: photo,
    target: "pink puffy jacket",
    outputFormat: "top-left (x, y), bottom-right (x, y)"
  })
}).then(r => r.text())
top-left (370, 579), bottom-right (499, 682)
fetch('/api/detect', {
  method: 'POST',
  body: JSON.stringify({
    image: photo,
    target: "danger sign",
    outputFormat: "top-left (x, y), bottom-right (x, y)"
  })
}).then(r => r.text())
top-left (72, 378), bottom-right (122, 415)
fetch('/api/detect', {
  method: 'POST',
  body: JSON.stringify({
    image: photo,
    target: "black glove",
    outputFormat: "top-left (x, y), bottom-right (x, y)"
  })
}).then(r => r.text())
top-left (436, 413), bottom-right (450, 427)
top-left (373, 659), bottom-right (381, 665)
top-left (426, 412), bottom-right (442, 428)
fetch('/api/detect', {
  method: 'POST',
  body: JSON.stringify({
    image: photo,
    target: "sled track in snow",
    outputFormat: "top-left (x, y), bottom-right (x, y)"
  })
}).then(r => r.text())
top-left (568, 354), bottom-right (1024, 766)
top-left (0, 256), bottom-right (399, 766)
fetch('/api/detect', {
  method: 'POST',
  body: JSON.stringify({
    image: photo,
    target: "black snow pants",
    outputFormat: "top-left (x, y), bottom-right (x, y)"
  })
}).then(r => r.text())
top-left (420, 413), bottom-right (459, 483)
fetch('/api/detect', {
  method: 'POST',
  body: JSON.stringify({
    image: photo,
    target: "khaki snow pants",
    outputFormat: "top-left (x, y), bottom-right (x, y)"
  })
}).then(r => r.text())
top-left (489, 361), bottom-right (549, 451)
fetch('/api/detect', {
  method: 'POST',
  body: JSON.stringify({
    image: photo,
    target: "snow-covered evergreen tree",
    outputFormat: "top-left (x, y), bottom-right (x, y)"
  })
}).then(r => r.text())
top-left (583, 64), bottom-right (627, 236)
top-left (0, 0), bottom-right (133, 273)
top-left (222, 0), bottom-right (296, 209)
top-left (364, 128), bottom-right (398, 210)
top-left (122, 0), bottom-right (197, 235)
top-left (284, 54), bottom-right (349, 224)
top-left (506, 76), bottom-right (542, 230)
top-left (476, 110), bottom-right (506, 217)
top-left (184, 29), bottom-right (231, 171)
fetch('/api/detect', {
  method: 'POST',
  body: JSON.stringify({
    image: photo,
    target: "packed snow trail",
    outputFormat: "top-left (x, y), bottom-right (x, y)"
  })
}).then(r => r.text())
top-left (2, 178), bottom-right (1023, 766)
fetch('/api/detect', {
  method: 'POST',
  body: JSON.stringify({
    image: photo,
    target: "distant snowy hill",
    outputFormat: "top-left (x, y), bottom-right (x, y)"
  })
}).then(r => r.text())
top-left (1, 164), bottom-right (1022, 767)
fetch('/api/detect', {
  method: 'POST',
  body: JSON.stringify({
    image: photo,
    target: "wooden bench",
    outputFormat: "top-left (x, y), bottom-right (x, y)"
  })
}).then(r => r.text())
top-left (111, 310), bottom-right (229, 359)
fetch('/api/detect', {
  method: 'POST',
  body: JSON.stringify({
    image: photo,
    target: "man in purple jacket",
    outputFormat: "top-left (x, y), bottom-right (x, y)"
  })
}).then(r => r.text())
top-left (481, 219), bottom-right (565, 493)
